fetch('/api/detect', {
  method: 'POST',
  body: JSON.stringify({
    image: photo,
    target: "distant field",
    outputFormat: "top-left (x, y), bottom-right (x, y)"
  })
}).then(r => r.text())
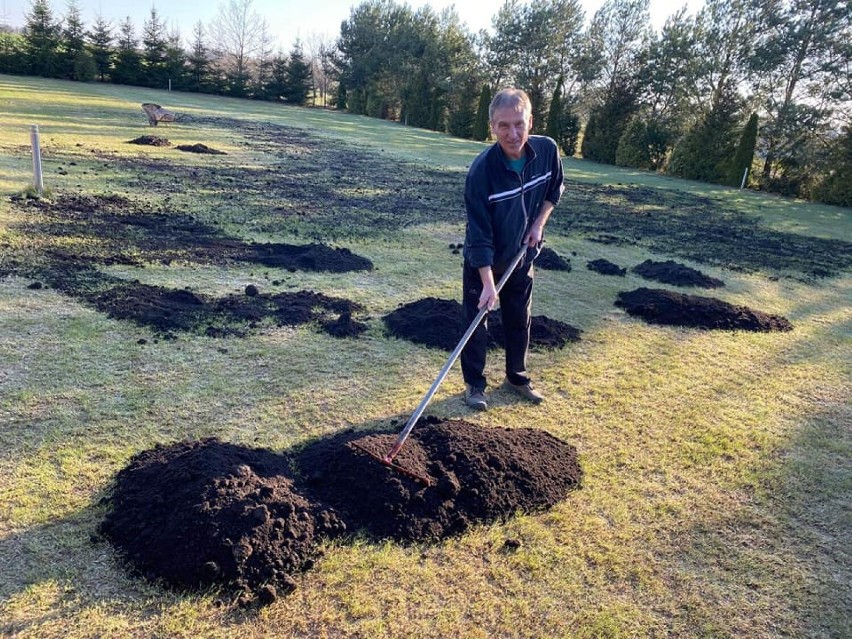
top-left (0, 74), bottom-right (850, 639)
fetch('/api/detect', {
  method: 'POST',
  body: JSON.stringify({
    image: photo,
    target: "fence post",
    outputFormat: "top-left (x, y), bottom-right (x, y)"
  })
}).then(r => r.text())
top-left (739, 167), bottom-right (749, 190)
top-left (30, 125), bottom-right (44, 195)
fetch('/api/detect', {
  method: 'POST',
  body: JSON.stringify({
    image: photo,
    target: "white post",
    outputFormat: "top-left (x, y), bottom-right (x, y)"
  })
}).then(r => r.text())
top-left (739, 167), bottom-right (749, 190)
top-left (30, 125), bottom-right (44, 194)
top-left (168, 78), bottom-right (171, 92)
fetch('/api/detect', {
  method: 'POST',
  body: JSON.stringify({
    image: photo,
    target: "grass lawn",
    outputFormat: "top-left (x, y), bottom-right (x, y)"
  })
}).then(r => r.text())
top-left (0, 74), bottom-right (850, 638)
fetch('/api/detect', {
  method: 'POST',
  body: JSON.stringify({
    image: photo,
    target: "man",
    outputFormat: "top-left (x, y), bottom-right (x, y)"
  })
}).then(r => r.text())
top-left (461, 88), bottom-right (564, 411)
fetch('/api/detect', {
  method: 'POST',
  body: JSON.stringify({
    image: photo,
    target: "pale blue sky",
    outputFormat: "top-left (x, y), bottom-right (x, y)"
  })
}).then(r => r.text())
top-left (1, 0), bottom-right (701, 51)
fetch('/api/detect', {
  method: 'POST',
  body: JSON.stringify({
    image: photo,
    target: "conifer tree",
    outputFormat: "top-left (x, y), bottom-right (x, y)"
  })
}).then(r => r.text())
top-left (723, 112), bottom-right (758, 187)
top-left (282, 40), bottom-right (312, 105)
top-left (112, 17), bottom-right (142, 86)
top-left (472, 84), bottom-right (491, 142)
top-left (23, 0), bottom-right (60, 77)
top-left (88, 15), bottom-right (113, 81)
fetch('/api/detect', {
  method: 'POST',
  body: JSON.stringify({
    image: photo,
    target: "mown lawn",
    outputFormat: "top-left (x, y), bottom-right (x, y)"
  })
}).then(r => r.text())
top-left (0, 74), bottom-right (850, 638)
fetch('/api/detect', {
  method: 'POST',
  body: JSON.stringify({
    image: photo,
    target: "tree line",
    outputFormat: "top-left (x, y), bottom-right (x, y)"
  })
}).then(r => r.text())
top-left (1, 0), bottom-right (849, 206)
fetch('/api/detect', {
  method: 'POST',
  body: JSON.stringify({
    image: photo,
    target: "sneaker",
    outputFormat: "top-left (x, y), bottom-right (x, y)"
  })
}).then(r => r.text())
top-left (503, 379), bottom-right (544, 404)
top-left (464, 386), bottom-right (488, 411)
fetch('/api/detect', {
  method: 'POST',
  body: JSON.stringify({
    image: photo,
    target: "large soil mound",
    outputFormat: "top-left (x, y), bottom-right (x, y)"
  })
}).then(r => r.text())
top-left (632, 259), bottom-right (724, 288)
top-left (536, 247), bottom-right (572, 271)
top-left (615, 287), bottom-right (793, 331)
top-left (383, 297), bottom-right (581, 351)
top-left (100, 420), bottom-right (582, 605)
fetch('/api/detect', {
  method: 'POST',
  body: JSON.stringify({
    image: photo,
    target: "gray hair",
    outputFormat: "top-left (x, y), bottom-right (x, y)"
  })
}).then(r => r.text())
top-left (489, 88), bottom-right (532, 122)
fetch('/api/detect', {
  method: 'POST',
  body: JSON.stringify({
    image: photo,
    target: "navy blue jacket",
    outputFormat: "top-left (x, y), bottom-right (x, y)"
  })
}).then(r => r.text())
top-left (463, 135), bottom-right (564, 271)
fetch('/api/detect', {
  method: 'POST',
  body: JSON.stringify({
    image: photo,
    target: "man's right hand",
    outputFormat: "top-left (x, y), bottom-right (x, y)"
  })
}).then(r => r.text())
top-left (477, 266), bottom-right (498, 310)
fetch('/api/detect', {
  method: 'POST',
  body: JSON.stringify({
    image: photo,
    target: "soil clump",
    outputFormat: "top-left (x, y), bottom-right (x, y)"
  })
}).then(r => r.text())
top-left (100, 420), bottom-right (582, 605)
top-left (383, 297), bottom-right (581, 351)
top-left (632, 259), bottom-right (724, 288)
top-left (615, 287), bottom-right (793, 331)
top-left (176, 143), bottom-right (226, 154)
top-left (587, 258), bottom-right (627, 276)
top-left (536, 247), bottom-right (572, 271)
top-left (128, 135), bottom-right (171, 146)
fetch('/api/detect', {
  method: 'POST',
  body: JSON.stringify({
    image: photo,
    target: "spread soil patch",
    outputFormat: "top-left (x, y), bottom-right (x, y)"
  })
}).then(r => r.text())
top-left (176, 143), bottom-right (226, 154)
top-left (384, 297), bottom-right (581, 351)
top-left (100, 420), bottom-right (581, 604)
top-left (615, 287), bottom-right (793, 332)
top-left (127, 135), bottom-right (171, 146)
top-left (587, 258), bottom-right (627, 276)
top-left (632, 259), bottom-right (724, 288)
top-left (85, 280), bottom-right (366, 339)
top-left (536, 247), bottom-right (572, 271)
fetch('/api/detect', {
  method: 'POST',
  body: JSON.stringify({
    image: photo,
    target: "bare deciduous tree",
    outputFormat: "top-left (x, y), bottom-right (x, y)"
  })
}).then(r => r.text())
top-left (208, 0), bottom-right (266, 96)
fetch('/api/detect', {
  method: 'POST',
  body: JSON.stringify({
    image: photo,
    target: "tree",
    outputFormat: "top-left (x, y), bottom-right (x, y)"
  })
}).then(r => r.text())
top-left (581, 77), bottom-right (640, 163)
top-left (472, 84), bottom-right (491, 141)
top-left (112, 17), bottom-right (142, 86)
top-left (209, 0), bottom-right (267, 97)
top-left (23, 0), bottom-right (61, 77)
top-left (813, 127), bottom-right (852, 207)
top-left (61, 0), bottom-right (86, 80)
top-left (615, 117), bottom-right (651, 168)
top-left (545, 76), bottom-right (580, 157)
top-left (750, 0), bottom-right (850, 193)
top-left (163, 28), bottom-right (187, 91)
top-left (88, 15), bottom-right (113, 81)
top-left (282, 40), bottom-right (313, 105)
top-left (723, 112), bottom-right (758, 187)
top-left (1, 29), bottom-right (26, 75)
top-left (186, 21), bottom-right (212, 92)
top-left (142, 7), bottom-right (168, 88)
top-left (667, 80), bottom-right (743, 183)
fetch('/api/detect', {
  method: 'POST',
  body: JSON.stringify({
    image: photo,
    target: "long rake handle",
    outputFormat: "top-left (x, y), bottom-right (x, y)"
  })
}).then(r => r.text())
top-left (383, 246), bottom-right (528, 462)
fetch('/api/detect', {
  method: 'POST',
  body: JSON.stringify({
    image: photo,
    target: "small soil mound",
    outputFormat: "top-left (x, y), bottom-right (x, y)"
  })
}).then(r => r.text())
top-left (238, 243), bottom-right (373, 273)
top-left (632, 259), bottom-right (724, 288)
top-left (383, 298), bottom-right (581, 351)
top-left (536, 247), bottom-right (572, 271)
top-left (100, 421), bottom-right (581, 604)
top-left (298, 418), bottom-right (582, 542)
top-left (587, 258), bottom-right (627, 276)
top-left (128, 135), bottom-right (171, 146)
top-left (615, 287), bottom-right (793, 332)
top-left (176, 143), bottom-right (226, 154)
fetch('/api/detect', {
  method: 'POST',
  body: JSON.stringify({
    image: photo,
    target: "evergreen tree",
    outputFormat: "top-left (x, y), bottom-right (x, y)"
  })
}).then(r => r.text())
top-left (112, 17), bottom-right (142, 86)
top-left (61, 0), bottom-right (86, 80)
top-left (282, 40), bottom-right (312, 105)
top-left (72, 49), bottom-right (97, 82)
top-left (667, 80), bottom-right (742, 183)
top-left (544, 76), bottom-right (580, 157)
top-left (142, 7), bottom-right (168, 88)
top-left (813, 127), bottom-right (852, 207)
top-left (266, 52), bottom-right (288, 100)
top-left (545, 77), bottom-right (563, 141)
top-left (23, 0), bottom-right (61, 77)
top-left (186, 22), bottom-right (211, 93)
top-left (163, 29), bottom-right (187, 91)
top-left (581, 78), bottom-right (639, 163)
top-left (447, 77), bottom-right (478, 139)
top-left (723, 112), bottom-right (758, 187)
top-left (0, 30), bottom-right (26, 75)
top-left (88, 15), bottom-right (113, 81)
top-left (472, 84), bottom-right (491, 141)
top-left (615, 117), bottom-right (651, 169)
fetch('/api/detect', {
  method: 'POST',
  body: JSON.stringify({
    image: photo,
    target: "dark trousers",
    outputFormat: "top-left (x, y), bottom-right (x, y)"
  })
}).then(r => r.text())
top-left (460, 260), bottom-right (534, 391)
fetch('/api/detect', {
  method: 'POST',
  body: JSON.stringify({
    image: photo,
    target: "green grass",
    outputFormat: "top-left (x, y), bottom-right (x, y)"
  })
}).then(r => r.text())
top-left (0, 74), bottom-right (850, 638)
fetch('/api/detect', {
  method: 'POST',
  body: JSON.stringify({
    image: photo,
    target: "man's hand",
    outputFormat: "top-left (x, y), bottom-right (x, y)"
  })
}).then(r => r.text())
top-left (523, 223), bottom-right (544, 247)
top-left (477, 266), bottom-right (498, 310)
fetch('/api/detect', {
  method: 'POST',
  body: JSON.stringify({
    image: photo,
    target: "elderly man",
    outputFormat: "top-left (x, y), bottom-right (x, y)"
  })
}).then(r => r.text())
top-left (461, 88), bottom-right (565, 411)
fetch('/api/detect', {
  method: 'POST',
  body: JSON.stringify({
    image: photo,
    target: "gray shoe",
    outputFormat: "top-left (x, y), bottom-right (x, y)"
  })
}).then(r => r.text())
top-left (503, 379), bottom-right (544, 404)
top-left (464, 386), bottom-right (488, 411)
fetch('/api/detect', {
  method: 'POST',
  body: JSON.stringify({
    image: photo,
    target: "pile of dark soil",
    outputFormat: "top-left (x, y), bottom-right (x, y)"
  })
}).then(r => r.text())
top-left (536, 247), bottom-right (572, 271)
top-left (587, 258), bottom-right (627, 276)
top-left (632, 259), bottom-right (724, 288)
top-left (100, 419), bottom-right (581, 605)
top-left (383, 297), bottom-right (581, 351)
top-left (128, 136), bottom-right (171, 146)
top-left (85, 281), bottom-right (366, 339)
top-left (237, 243), bottom-right (373, 273)
top-left (176, 143), bottom-right (226, 154)
top-left (615, 287), bottom-right (793, 331)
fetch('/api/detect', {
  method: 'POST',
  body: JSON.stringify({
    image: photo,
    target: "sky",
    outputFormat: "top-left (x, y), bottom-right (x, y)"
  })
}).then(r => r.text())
top-left (0, 0), bottom-right (703, 49)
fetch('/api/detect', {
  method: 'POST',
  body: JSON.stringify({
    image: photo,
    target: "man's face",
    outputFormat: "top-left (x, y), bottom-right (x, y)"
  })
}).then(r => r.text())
top-left (491, 105), bottom-right (532, 161)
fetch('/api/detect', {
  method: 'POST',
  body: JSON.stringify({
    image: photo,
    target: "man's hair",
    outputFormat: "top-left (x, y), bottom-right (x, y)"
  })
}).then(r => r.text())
top-left (489, 88), bottom-right (532, 122)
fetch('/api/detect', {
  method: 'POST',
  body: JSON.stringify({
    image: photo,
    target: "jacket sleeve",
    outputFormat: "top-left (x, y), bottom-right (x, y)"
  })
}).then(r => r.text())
top-left (546, 137), bottom-right (565, 205)
top-left (464, 163), bottom-right (494, 269)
